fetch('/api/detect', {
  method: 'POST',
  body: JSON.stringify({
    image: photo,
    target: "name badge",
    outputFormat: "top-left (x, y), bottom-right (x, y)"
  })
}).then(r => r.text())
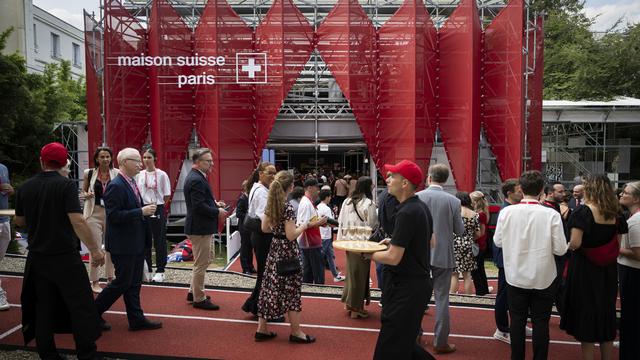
top-left (100, 199), bottom-right (105, 207)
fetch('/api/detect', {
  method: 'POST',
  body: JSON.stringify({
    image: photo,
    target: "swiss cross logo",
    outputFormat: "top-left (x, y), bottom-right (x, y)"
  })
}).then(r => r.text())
top-left (236, 53), bottom-right (267, 84)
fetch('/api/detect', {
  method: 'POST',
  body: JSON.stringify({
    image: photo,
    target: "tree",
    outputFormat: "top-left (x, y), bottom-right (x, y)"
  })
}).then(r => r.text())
top-left (0, 27), bottom-right (87, 185)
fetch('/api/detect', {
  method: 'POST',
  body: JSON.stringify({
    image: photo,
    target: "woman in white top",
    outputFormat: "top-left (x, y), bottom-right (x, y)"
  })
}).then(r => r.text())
top-left (337, 176), bottom-right (377, 319)
top-left (82, 147), bottom-right (119, 293)
top-left (618, 181), bottom-right (640, 359)
top-left (136, 148), bottom-right (171, 283)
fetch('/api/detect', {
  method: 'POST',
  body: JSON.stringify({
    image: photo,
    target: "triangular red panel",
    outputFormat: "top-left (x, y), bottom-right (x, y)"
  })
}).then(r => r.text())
top-left (255, 0), bottom-right (314, 155)
top-left (194, 0), bottom-right (255, 203)
top-left (438, 0), bottom-right (482, 191)
top-left (148, 0), bottom-right (194, 196)
top-left (84, 11), bottom-right (103, 158)
top-left (316, 0), bottom-right (379, 168)
top-left (103, 0), bottom-right (149, 160)
top-left (483, 0), bottom-right (525, 182)
top-left (378, 0), bottom-right (437, 178)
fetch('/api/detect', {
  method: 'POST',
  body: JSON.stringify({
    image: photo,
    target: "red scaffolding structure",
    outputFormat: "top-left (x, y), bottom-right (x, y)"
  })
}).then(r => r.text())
top-left (85, 0), bottom-right (543, 201)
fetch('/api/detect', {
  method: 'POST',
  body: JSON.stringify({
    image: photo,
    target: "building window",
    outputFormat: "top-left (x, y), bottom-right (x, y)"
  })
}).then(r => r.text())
top-left (51, 33), bottom-right (60, 58)
top-left (33, 24), bottom-right (38, 52)
top-left (72, 43), bottom-right (81, 67)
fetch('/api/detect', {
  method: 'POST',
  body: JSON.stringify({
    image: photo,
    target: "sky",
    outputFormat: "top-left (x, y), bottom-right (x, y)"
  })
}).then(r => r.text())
top-left (34, 0), bottom-right (640, 32)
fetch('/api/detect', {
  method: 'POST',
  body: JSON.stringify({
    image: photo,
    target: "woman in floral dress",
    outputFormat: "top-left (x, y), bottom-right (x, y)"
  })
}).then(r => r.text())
top-left (255, 171), bottom-right (326, 344)
top-left (450, 192), bottom-right (479, 294)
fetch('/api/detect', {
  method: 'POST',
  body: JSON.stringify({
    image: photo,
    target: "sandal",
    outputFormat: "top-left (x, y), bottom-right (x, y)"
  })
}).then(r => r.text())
top-left (254, 331), bottom-right (277, 342)
top-left (289, 334), bottom-right (316, 344)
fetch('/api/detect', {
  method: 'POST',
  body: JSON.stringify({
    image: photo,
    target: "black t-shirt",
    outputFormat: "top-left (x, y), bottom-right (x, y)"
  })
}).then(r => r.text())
top-left (15, 171), bottom-right (81, 255)
top-left (385, 195), bottom-right (433, 278)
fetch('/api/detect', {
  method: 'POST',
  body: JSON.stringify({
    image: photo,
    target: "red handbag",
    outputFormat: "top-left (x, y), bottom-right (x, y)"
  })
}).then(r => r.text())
top-left (582, 223), bottom-right (620, 266)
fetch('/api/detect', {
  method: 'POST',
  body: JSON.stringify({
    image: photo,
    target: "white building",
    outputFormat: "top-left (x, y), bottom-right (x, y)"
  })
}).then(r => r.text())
top-left (0, 0), bottom-right (85, 78)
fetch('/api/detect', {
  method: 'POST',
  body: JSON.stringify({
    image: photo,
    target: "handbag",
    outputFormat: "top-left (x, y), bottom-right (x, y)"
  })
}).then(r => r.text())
top-left (276, 257), bottom-right (301, 276)
top-left (582, 221), bottom-right (620, 267)
top-left (243, 187), bottom-right (262, 233)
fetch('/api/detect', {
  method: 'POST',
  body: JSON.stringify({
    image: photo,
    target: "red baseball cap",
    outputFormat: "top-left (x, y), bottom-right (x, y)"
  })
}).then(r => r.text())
top-left (40, 142), bottom-right (68, 168)
top-left (384, 160), bottom-right (424, 187)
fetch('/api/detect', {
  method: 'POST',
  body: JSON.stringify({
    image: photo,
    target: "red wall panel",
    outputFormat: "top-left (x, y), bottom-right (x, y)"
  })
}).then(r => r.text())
top-left (149, 0), bottom-right (194, 194)
top-left (378, 0), bottom-right (437, 176)
top-left (84, 11), bottom-right (103, 159)
top-left (438, 0), bottom-right (482, 191)
top-left (103, 0), bottom-right (149, 161)
top-left (254, 0), bottom-right (314, 156)
top-left (483, 0), bottom-right (525, 182)
top-left (316, 0), bottom-right (379, 168)
top-left (194, 0), bottom-right (255, 203)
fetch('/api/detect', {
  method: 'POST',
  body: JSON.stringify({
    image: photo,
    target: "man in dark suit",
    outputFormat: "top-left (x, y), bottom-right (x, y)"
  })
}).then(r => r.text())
top-left (183, 148), bottom-right (227, 310)
top-left (95, 148), bottom-right (162, 331)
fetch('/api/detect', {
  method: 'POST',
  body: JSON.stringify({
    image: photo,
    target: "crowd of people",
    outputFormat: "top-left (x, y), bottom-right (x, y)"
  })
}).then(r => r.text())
top-left (1, 142), bottom-right (639, 360)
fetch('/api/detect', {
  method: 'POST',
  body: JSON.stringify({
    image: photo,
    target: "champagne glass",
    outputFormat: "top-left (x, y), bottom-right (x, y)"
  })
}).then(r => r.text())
top-left (148, 191), bottom-right (158, 218)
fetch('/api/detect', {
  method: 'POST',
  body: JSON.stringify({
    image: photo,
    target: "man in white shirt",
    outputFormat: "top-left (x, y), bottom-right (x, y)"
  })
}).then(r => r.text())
top-left (493, 170), bottom-right (568, 360)
top-left (297, 178), bottom-right (327, 284)
top-left (317, 189), bottom-right (344, 282)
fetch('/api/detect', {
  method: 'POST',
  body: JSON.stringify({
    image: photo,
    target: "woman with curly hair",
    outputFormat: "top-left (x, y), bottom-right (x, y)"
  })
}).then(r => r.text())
top-left (561, 174), bottom-right (627, 360)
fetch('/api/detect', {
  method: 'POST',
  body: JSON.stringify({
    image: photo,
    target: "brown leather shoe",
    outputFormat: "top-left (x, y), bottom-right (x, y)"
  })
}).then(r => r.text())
top-left (433, 344), bottom-right (457, 354)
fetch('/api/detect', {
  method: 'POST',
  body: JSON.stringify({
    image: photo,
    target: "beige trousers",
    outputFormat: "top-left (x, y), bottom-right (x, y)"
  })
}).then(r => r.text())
top-left (188, 234), bottom-right (213, 302)
top-left (86, 206), bottom-right (115, 281)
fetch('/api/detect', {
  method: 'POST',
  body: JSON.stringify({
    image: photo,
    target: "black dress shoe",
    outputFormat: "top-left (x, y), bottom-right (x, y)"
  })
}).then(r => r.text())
top-left (289, 334), bottom-right (316, 344)
top-left (98, 318), bottom-right (111, 331)
top-left (186, 293), bottom-right (211, 303)
top-left (268, 316), bottom-right (285, 323)
top-left (129, 320), bottom-right (163, 331)
top-left (193, 298), bottom-right (220, 310)
top-left (254, 331), bottom-right (277, 342)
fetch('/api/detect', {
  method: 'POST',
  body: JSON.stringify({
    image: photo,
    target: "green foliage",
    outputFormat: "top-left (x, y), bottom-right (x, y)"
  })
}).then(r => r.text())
top-left (0, 27), bottom-right (86, 185)
top-left (540, 2), bottom-right (640, 100)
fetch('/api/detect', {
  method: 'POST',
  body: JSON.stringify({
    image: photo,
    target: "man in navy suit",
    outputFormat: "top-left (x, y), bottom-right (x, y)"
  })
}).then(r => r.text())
top-left (95, 148), bottom-right (162, 331)
top-left (183, 148), bottom-right (227, 310)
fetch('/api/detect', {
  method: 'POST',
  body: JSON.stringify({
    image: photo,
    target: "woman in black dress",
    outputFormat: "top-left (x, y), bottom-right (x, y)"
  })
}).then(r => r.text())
top-left (561, 175), bottom-right (627, 360)
top-left (255, 171), bottom-right (326, 344)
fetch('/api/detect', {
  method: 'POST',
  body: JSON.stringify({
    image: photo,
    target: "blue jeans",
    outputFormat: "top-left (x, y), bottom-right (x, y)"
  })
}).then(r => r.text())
top-left (301, 248), bottom-right (325, 284)
top-left (322, 238), bottom-right (339, 278)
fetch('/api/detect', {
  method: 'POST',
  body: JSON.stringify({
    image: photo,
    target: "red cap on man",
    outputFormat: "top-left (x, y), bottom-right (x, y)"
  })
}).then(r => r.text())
top-left (384, 160), bottom-right (423, 187)
top-left (40, 142), bottom-right (68, 168)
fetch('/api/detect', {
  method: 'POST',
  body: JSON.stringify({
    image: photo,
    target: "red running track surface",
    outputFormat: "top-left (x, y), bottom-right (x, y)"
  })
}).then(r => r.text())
top-left (0, 274), bottom-right (615, 360)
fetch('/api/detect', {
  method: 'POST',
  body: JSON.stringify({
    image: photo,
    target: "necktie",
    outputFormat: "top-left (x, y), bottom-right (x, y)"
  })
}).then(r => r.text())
top-left (128, 178), bottom-right (142, 207)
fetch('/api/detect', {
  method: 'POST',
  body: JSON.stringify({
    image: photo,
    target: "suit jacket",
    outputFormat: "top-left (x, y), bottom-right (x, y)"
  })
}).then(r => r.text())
top-left (104, 173), bottom-right (148, 255)
top-left (416, 185), bottom-right (464, 269)
top-left (184, 169), bottom-right (219, 235)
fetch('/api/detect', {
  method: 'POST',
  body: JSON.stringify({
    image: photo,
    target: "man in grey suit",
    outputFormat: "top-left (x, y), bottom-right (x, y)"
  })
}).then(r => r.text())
top-left (417, 164), bottom-right (464, 354)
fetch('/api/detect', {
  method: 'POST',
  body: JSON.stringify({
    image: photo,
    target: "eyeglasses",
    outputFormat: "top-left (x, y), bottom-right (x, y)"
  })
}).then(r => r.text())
top-left (199, 159), bottom-right (213, 163)
top-left (126, 158), bottom-right (142, 163)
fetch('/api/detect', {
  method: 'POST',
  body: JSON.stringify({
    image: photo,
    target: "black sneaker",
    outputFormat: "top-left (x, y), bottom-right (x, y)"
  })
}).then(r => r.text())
top-left (193, 298), bottom-right (220, 310)
top-left (186, 293), bottom-right (211, 303)
top-left (98, 317), bottom-right (111, 331)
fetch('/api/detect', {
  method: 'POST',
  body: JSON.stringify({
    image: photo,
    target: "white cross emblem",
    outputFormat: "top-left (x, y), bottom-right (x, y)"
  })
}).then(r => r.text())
top-left (236, 53), bottom-right (267, 84)
top-left (242, 58), bottom-right (262, 79)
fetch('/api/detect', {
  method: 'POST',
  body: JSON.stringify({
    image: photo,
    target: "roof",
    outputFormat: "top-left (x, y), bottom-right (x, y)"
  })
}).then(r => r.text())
top-left (543, 97), bottom-right (640, 110)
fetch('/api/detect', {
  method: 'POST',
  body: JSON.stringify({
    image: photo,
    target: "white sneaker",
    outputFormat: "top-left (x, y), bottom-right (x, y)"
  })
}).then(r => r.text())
top-left (614, 341), bottom-right (619, 348)
top-left (152, 272), bottom-right (165, 283)
top-left (493, 329), bottom-right (511, 344)
top-left (525, 326), bottom-right (533, 337)
top-left (0, 289), bottom-right (9, 311)
top-left (333, 274), bottom-right (345, 282)
top-left (488, 286), bottom-right (494, 294)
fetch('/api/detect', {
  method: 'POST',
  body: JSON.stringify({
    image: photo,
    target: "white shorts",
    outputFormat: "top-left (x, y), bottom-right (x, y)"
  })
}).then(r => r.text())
top-left (0, 222), bottom-right (10, 260)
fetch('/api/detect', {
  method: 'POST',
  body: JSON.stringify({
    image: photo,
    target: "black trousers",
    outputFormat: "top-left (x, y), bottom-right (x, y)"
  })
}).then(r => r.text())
top-left (144, 204), bottom-right (167, 273)
top-left (31, 254), bottom-right (99, 360)
top-left (95, 254), bottom-right (145, 326)
top-left (238, 226), bottom-right (255, 273)
top-left (507, 282), bottom-right (556, 360)
top-left (374, 274), bottom-right (435, 360)
top-left (243, 231), bottom-right (273, 315)
top-left (471, 253), bottom-right (489, 295)
top-left (619, 263), bottom-right (640, 360)
top-left (495, 267), bottom-right (510, 333)
top-left (553, 254), bottom-right (567, 314)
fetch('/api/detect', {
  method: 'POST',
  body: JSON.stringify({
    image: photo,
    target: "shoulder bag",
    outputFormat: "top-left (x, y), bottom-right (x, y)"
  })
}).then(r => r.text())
top-left (243, 186), bottom-right (263, 233)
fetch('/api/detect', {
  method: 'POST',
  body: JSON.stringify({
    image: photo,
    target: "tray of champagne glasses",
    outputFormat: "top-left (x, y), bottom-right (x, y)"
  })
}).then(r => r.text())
top-left (332, 226), bottom-right (387, 253)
